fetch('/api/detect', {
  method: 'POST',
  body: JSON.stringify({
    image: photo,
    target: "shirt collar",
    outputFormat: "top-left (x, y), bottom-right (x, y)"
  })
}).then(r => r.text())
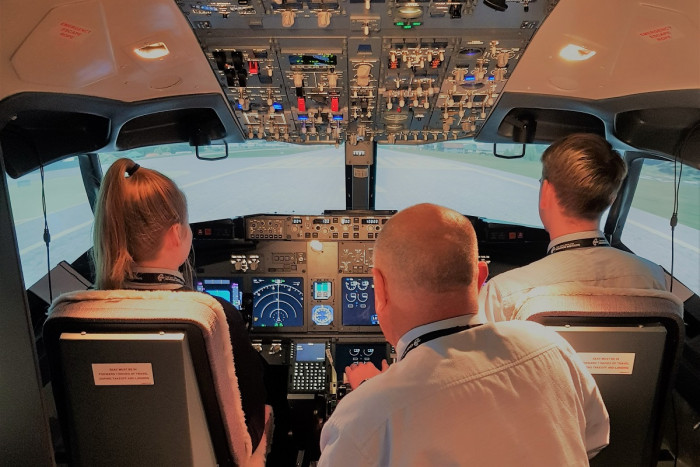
top-left (547, 230), bottom-right (603, 254)
top-left (396, 314), bottom-right (482, 361)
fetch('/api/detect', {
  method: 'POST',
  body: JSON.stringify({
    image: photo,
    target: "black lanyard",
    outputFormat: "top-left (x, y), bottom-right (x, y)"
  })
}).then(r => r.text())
top-left (129, 271), bottom-right (185, 287)
top-left (547, 237), bottom-right (609, 255)
top-left (400, 324), bottom-right (481, 360)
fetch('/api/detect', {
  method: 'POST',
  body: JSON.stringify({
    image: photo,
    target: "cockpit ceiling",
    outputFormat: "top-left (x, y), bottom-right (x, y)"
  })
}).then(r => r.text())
top-left (0, 0), bottom-right (698, 152)
top-left (507, 0), bottom-right (700, 100)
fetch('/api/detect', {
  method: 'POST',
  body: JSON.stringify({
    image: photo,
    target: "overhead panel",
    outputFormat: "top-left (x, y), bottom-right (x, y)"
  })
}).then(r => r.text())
top-left (176, 0), bottom-right (558, 146)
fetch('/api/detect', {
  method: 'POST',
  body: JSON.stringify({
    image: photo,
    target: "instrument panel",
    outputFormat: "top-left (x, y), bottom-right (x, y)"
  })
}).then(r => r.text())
top-left (192, 211), bottom-right (548, 403)
top-left (193, 211), bottom-right (549, 335)
top-left (194, 212), bottom-right (393, 334)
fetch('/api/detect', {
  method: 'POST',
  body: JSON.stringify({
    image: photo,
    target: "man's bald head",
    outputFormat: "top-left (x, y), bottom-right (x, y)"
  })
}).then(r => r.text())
top-left (374, 203), bottom-right (479, 294)
top-left (371, 204), bottom-right (485, 345)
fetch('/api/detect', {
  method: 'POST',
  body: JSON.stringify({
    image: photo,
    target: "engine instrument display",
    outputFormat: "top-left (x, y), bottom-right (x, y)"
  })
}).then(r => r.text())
top-left (341, 277), bottom-right (377, 326)
top-left (334, 343), bottom-right (388, 377)
top-left (196, 277), bottom-right (243, 310)
top-left (252, 277), bottom-right (304, 328)
top-left (313, 280), bottom-right (332, 300)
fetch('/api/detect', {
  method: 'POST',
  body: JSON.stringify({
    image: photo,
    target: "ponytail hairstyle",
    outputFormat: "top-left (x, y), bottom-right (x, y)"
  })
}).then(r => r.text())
top-left (92, 158), bottom-right (191, 289)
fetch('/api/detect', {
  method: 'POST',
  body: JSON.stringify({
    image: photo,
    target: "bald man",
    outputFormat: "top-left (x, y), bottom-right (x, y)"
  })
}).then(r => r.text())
top-left (318, 203), bottom-right (609, 466)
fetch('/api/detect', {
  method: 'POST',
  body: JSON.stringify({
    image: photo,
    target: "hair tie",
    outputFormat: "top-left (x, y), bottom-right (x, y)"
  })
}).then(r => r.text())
top-left (126, 164), bottom-right (140, 176)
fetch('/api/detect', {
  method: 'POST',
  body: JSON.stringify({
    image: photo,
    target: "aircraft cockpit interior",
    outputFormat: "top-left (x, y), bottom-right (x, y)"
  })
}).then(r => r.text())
top-left (1, 0), bottom-right (699, 465)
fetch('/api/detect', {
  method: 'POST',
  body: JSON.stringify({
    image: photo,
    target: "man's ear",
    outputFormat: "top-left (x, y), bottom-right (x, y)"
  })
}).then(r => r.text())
top-left (372, 267), bottom-right (388, 311)
top-left (477, 260), bottom-right (489, 291)
top-left (540, 179), bottom-right (560, 210)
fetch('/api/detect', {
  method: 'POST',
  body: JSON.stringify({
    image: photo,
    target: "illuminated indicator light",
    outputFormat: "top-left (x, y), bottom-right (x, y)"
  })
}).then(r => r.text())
top-left (488, 75), bottom-right (495, 81)
top-left (412, 22), bottom-right (421, 26)
top-left (332, 115), bottom-right (343, 120)
top-left (248, 61), bottom-right (259, 74)
top-left (559, 44), bottom-right (596, 61)
top-left (272, 102), bottom-right (283, 111)
top-left (395, 21), bottom-right (405, 26)
top-left (397, 5), bottom-right (422, 17)
top-left (331, 96), bottom-right (339, 112)
top-left (403, 25), bottom-right (412, 29)
top-left (298, 115), bottom-right (308, 120)
top-left (237, 103), bottom-right (242, 109)
top-left (464, 75), bottom-right (476, 81)
top-left (134, 42), bottom-right (169, 59)
top-left (297, 97), bottom-right (306, 112)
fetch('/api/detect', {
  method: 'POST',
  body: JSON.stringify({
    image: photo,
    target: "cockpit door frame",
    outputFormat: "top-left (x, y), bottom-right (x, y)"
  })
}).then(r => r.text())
top-left (78, 153), bottom-right (103, 213)
top-left (0, 150), bottom-right (55, 465)
top-left (605, 151), bottom-right (669, 250)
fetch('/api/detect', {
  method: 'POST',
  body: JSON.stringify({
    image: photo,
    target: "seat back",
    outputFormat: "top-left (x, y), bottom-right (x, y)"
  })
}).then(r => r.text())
top-left (515, 286), bottom-right (685, 467)
top-left (57, 331), bottom-right (216, 466)
top-left (44, 289), bottom-right (264, 467)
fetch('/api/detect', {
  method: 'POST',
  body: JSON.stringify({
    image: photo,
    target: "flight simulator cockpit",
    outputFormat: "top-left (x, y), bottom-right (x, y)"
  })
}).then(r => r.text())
top-left (0, 0), bottom-right (698, 465)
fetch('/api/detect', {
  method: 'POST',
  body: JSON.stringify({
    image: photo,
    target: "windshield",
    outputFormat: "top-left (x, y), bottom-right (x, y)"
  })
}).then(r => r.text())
top-left (375, 142), bottom-right (546, 227)
top-left (99, 142), bottom-right (347, 222)
top-left (7, 141), bottom-right (699, 295)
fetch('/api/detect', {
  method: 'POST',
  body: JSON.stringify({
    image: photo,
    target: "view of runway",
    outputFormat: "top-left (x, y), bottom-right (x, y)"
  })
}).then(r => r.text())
top-left (9, 147), bottom-right (699, 292)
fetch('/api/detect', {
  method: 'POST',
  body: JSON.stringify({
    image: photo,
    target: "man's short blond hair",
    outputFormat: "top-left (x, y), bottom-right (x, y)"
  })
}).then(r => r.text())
top-left (541, 133), bottom-right (627, 220)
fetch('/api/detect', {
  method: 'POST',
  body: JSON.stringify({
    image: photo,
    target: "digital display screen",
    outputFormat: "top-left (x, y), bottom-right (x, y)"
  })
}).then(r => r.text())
top-left (313, 218), bottom-right (330, 224)
top-left (252, 277), bottom-right (304, 328)
top-left (292, 218), bottom-right (303, 224)
top-left (334, 343), bottom-right (387, 376)
top-left (313, 281), bottom-right (332, 300)
top-left (288, 54), bottom-right (337, 67)
top-left (295, 342), bottom-right (327, 362)
top-left (362, 218), bottom-right (379, 224)
top-left (342, 277), bottom-right (378, 326)
top-left (196, 277), bottom-right (243, 310)
top-left (341, 218), bottom-right (351, 225)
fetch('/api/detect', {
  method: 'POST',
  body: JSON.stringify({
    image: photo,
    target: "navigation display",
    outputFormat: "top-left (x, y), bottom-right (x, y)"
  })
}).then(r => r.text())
top-left (196, 277), bottom-right (243, 310)
top-left (341, 277), bottom-right (377, 326)
top-left (252, 277), bottom-right (304, 328)
top-left (334, 343), bottom-right (387, 376)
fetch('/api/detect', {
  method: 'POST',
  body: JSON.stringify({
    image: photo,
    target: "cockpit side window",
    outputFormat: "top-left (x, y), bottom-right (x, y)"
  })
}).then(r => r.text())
top-left (621, 159), bottom-right (699, 294)
top-left (7, 157), bottom-right (93, 287)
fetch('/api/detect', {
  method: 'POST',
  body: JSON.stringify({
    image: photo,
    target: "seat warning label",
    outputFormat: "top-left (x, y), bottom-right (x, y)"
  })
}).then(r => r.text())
top-left (92, 363), bottom-right (155, 385)
top-left (577, 353), bottom-right (636, 375)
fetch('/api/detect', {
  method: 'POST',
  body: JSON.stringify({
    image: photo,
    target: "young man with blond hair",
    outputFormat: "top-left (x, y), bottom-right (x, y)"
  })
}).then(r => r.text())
top-left (479, 133), bottom-right (667, 322)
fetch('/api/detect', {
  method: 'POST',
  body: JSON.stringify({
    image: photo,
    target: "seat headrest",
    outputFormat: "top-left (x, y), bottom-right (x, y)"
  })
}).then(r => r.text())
top-left (513, 285), bottom-right (684, 323)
